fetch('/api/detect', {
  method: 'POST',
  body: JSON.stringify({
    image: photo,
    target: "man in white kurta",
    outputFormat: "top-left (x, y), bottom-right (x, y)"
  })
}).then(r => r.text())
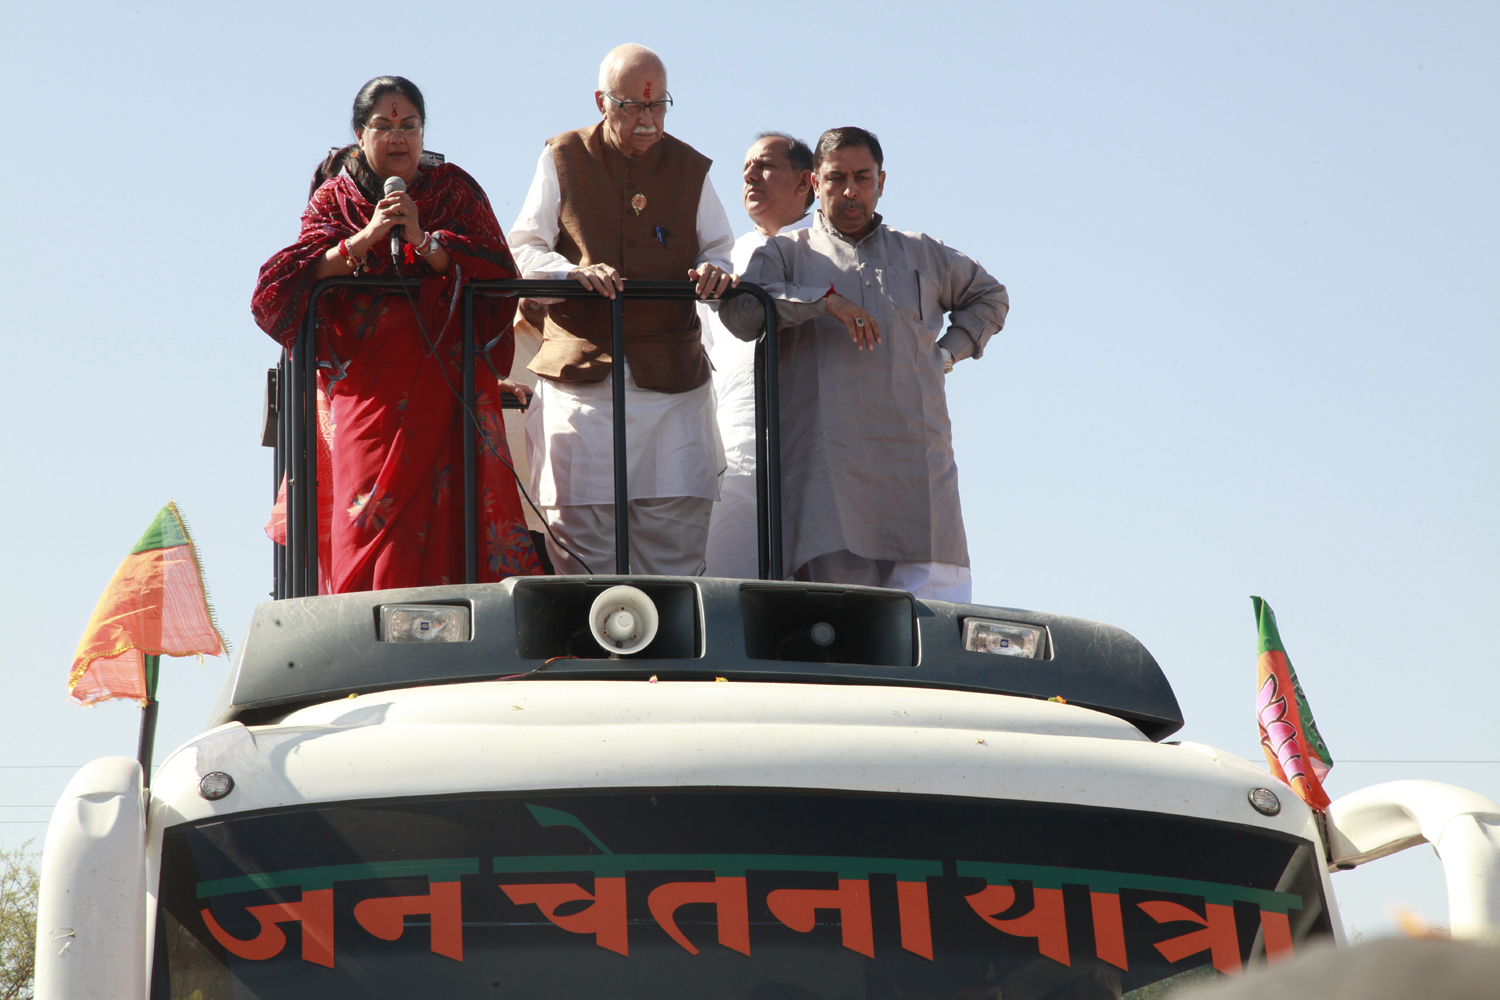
top-left (720, 128), bottom-right (1009, 602)
top-left (508, 44), bottom-right (734, 575)
top-left (699, 132), bottom-right (815, 579)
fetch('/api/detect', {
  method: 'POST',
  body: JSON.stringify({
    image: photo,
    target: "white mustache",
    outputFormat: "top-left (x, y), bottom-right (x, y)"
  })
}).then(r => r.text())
top-left (632, 124), bottom-right (659, 134)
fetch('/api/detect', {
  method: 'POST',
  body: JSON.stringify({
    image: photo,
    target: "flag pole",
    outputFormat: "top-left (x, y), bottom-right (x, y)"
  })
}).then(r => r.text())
top-left (136, 654), bottom-right (160, 789)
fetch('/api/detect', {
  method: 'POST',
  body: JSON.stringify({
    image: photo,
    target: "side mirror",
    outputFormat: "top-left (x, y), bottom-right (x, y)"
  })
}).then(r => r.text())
top-left (1325, 780), bottom-right (1500, 940)
top-left (34, 757), bottom-right (147, 1000)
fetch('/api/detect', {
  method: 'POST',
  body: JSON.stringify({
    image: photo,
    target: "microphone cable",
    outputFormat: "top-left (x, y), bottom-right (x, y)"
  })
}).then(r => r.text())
top-left (387, 249), bottom-right (597, 575)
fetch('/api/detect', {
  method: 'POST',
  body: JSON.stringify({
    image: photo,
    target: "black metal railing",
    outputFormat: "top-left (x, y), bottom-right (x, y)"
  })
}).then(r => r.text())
top-left (268, 279), bottom-right (782, 598)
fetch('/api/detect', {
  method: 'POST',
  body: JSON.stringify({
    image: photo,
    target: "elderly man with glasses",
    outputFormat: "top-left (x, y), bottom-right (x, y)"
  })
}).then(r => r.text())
top-left (509, 43), bottom-right (735, 576)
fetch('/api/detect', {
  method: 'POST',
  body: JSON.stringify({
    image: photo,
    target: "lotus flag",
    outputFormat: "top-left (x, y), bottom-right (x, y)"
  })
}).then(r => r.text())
top-left (1252, 596), bottom-right (1333, 810)
top-left (68, 502), bottom-right (228, 706)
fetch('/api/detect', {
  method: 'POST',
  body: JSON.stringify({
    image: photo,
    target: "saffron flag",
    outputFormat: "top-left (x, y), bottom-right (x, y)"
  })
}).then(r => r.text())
top-left (1252, 596), bottom-right (1333, 810)
top-left (68, 502), bottom-right (228, 706)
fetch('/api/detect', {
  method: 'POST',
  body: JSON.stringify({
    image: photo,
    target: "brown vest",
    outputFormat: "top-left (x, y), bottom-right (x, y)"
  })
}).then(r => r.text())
top-left (529, 123), bottom-right (713, 393)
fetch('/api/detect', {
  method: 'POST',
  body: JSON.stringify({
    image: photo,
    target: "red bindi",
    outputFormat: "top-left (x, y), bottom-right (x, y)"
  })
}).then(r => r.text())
top-left (643, 80), bottom-right (652, 101)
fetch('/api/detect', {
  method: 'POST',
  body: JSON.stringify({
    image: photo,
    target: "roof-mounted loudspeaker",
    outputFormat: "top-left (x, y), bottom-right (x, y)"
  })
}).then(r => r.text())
top-left (589, 586), bottom-right (659, 656)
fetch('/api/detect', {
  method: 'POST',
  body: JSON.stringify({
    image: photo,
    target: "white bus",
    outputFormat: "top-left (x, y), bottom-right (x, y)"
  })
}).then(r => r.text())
top-left (37, 576), bottom-right (1500, 999)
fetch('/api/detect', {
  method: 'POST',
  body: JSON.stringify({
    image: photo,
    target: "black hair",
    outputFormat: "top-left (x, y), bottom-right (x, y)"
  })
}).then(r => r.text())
top-left (350, 75), bottom-right (426, 132)
top-left (813, 126), bottom-right (884, 172)
top-left (755, 131), bottom-right (816, 210)
top-left (308, 76), bottom-right (427, 200)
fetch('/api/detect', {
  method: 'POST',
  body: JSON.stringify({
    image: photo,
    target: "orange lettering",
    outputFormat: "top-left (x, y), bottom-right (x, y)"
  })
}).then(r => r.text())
top-left (766, 879), bottom-right (874, 958)
top-left (1090, 892), bottom-right (1128, 970)
top-left (354, 880), bottom-right (464, 961)
top-left (1259, 910), bottom-right (1294, 966)
top-left (501, 879), bottom-right (629, 955)
top-left (648, 877), bottom-right (750, 955)
top-left (1138, 900), bottom-right (1241, 976)
top-left (201, 888), bottom-right (334, 968)
top-left (966, 884), bottom-right (1070, 965)
top-left (896, 881), bottom-right (934, 960)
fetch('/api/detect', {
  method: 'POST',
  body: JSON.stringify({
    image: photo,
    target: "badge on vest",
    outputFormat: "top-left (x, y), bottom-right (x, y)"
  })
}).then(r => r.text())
top-left (631, 193), bottom-right (647, 215)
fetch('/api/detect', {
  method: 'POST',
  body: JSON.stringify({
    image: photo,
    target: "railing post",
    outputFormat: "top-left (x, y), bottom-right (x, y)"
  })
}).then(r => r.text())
top-left (611, 293), bottom-right (630, 574)
top-left (733, 283), bottom-right (783, 582)
top-left (462, 287), bottom-right (478, 584)
top-left (753, 337), bottom-right (770, 581)
top-left (273, 354), bottom-right (287, 600)
top-left (761, 299), bottom-right (783, 581)
top-left (300, 304), bottom-right (320, 597)
top-left (286, 321), bottom-right (306, 597)
top-left (283, 340), bottom-right (296, 598)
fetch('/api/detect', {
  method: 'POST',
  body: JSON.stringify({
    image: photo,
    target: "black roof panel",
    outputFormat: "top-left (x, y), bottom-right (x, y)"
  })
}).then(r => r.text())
top-left (212, 577), bottom-right (1183, 740)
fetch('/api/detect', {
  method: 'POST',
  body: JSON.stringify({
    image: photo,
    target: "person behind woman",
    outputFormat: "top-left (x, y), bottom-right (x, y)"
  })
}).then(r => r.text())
top-left (254, 75), bottom-right (542, 592)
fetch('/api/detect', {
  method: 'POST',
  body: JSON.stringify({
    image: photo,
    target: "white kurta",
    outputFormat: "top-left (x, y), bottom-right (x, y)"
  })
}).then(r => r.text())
top-left (523, 360), bottom-right (723, 505)
top-left (508, 142), bottom-right (735, 506)
top-left (699, 214), bottom-right (813, 577)
top-left (699, 214), bottom-right (814, 477)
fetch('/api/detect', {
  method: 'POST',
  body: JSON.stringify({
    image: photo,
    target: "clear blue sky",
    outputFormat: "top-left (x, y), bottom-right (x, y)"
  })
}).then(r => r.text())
top-left (2, 1), bottom-right (1495, 941)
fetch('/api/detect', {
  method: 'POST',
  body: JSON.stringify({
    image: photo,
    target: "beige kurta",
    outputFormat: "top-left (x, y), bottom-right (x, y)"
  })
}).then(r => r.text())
top-left (720, 212), bottom-right (1009, 571)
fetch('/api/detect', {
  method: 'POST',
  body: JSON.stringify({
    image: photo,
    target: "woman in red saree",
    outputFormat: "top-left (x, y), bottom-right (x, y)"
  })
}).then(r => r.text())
top-left (254, 76), bottom-right (541, 592)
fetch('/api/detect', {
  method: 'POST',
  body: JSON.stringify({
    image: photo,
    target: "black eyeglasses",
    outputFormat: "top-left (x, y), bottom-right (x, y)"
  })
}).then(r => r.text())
top-left (603, 92), bottom-right (673, 117)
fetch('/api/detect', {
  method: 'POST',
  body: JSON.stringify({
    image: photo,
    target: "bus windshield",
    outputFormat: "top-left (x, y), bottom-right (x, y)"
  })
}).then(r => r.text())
top-left (155, 790), bottom-right (1331, 999)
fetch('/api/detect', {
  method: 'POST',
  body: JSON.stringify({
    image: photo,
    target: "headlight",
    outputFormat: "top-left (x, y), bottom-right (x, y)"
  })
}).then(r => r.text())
top-left (379, 604), bottom-right (471, 643)
top-left (963, 618), bottom-right (1047, 659)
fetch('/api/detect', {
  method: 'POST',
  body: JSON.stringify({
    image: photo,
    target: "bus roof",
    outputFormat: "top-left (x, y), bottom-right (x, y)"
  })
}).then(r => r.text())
top-left (213, 577), bottom-right (1183, 739)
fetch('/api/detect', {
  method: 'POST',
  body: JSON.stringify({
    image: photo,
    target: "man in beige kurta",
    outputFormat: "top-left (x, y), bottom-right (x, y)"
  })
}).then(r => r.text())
top-left (720, 127), bottom-right (1009, 601)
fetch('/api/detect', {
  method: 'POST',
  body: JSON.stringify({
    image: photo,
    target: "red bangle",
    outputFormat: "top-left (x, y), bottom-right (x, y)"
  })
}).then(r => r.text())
top-left (822, 283), bottom-right (837, 299)
top-left (338, 238), bottom-right (365, 272)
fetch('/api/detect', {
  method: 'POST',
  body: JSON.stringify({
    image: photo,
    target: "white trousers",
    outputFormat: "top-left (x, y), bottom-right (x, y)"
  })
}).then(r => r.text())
top-left (542, 496), bottom-right (713, 576)
top-left (802, 550), bottom-right (972, 603)
top-left (704, 471), bottom-right (760, 579)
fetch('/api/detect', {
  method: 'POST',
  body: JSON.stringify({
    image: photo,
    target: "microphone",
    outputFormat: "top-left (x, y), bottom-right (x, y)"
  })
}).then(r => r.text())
top-left (384, 175), bottom-right (407, 259)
